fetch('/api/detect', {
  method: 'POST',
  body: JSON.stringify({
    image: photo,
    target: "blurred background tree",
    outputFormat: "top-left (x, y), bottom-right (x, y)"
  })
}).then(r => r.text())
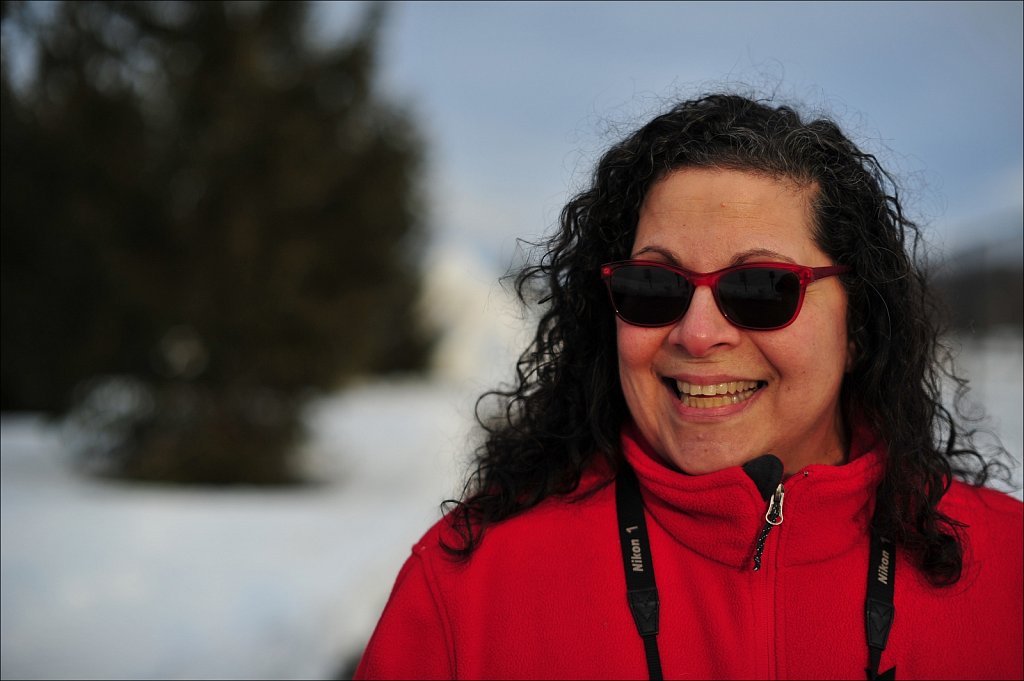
top-left (932, 218), bottom-right (1024, 337)
top-left (1, 0), bottom-right (432, 484)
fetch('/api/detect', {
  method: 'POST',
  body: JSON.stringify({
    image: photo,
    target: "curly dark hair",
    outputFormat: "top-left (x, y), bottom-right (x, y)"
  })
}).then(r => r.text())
top-left (443, 93), bottom-right (1010, 585)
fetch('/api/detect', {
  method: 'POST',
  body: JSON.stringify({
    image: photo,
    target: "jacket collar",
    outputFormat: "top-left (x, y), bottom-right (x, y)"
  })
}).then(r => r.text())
top-left (621, 423), bottom-right (886, 569)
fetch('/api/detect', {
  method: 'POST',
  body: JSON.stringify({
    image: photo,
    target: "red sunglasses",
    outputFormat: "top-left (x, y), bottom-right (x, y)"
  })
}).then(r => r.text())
top-left (600, 260), bottom-right (851, 330)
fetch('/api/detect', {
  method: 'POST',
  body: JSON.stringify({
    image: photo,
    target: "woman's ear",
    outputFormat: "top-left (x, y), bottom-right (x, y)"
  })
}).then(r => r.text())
top-left (845, 338), bottom-right (856, 373)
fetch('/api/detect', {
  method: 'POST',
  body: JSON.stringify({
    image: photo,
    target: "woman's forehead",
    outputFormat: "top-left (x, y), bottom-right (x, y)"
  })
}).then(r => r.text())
top-left (631, 168), bottom-right (824, 268)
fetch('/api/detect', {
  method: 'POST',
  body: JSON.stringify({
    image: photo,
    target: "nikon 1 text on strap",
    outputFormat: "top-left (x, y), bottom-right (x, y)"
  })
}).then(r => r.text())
top-left (615, 469), bottom-right (895, 680)
top-left (866, 486), bottom-right (897, 681)
top-left (615, 464), bottom-right (663, 681)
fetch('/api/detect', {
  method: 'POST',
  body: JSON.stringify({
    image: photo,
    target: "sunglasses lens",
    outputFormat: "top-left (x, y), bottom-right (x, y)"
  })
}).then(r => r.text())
top-left (717, 268), bottom-right (801, 329)
top-left (608, 265), bottom-right (692, 325)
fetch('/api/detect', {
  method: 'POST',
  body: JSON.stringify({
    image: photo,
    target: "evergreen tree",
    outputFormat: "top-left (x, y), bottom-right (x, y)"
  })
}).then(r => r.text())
top-left (1, 1), bottom-right (431, 483)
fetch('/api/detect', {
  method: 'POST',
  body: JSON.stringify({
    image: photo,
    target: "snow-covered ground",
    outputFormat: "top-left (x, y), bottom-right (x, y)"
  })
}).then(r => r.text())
top-left (2, 335), bottom-right (1021, 680)
top-left (1, 379), bottom-right (484, 680)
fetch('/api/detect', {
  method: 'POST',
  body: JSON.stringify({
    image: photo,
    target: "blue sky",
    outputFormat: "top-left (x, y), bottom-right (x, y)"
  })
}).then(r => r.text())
top-left (314, 1), bottom-right (1023, 268)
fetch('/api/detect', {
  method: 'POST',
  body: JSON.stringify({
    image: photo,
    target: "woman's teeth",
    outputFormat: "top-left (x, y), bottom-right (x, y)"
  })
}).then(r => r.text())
top-left (674, 380), bottom-right (761, 408)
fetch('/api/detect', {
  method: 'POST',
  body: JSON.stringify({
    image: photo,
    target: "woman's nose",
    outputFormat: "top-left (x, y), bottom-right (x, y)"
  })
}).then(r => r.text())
top-left (666, 286), bottom-right (743, 356)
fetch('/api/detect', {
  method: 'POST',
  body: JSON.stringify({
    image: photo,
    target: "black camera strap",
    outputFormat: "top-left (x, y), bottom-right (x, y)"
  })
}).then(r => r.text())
top-left (615, 464), bottom-right (663, 681)
top-left (865, 486), bottom-right (897, 681)
top-left (615, 469), bottom-right (895, 680)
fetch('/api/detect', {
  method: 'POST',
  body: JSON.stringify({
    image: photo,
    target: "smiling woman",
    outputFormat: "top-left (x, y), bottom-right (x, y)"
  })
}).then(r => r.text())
top-left (614, 169), bottom-right (851, 476)
top-left (354, 94), bottom-right (1023, 680)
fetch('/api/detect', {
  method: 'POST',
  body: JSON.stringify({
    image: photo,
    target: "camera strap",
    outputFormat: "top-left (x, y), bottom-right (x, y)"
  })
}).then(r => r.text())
top-left (615, 468), bottom-right (895, 680)
top-left (615, 464), bottom-right (663, 680)
top-left (865, 486), bottom-right (897, 680)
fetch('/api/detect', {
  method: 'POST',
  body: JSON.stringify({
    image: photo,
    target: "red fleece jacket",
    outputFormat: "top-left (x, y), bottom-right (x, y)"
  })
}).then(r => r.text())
top-left (355, 427), bottom-right (1024, 680)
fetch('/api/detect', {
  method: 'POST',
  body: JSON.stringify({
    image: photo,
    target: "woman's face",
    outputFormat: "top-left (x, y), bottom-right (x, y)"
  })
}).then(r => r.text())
top-left (617, 167), bottom-right (851, 475)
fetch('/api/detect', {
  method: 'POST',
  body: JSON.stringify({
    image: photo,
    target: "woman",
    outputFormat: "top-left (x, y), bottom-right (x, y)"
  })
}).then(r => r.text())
top-left (355, 94), bottom-right (1022, 680)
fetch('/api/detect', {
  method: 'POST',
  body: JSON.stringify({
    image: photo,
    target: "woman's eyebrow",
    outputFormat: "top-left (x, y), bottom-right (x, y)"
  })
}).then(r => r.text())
top-left (728, 248), bottom-right (796, 266)
top-left (632, 246), bottom-right (797, 268)
top-left (631, 245), bottom-right (679, 264)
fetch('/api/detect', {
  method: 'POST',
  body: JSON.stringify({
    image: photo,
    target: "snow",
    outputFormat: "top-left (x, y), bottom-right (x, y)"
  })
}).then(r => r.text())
top-left (945, 332), bottom-right (1024, 496)
top-left (1, 380), bottom-right (479, 680)
top-left (2, 337), bottom-right (1021, 680)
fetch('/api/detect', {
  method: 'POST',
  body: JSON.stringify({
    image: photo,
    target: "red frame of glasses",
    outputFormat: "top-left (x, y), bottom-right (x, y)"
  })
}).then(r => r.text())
top-left (599, 259), bottom-right (852, 330)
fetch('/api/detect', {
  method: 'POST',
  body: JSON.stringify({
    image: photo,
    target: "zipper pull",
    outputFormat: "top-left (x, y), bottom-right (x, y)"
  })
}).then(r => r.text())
top-left (753, 483), bottom-right (785, 571)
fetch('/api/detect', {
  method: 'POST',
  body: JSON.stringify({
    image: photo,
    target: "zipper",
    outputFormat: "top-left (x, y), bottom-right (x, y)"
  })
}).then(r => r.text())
top-left (753, 482), bottom-right (785, 571)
